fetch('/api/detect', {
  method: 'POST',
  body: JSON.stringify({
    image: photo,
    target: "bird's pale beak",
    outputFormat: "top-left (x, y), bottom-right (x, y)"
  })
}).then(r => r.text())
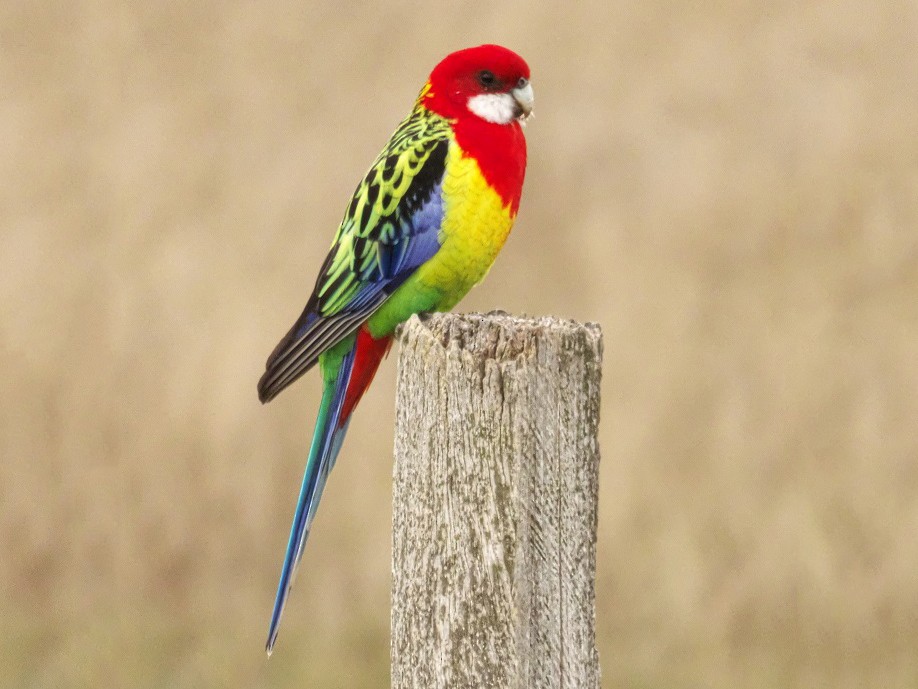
top-left (512, 80), bottom-right (534, 121)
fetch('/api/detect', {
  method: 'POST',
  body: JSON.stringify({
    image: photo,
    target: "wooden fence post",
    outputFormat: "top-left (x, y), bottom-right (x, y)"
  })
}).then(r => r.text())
top-left (391, 312), bottom-right (603, 688)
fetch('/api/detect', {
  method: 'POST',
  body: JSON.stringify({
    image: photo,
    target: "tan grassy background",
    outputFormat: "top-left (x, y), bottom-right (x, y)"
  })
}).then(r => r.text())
top-left (2, 1), bottom-right (917, 687)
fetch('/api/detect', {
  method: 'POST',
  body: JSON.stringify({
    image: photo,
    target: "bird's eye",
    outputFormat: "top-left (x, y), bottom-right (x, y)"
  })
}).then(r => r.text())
top-left (477, 70), bottom-right (496, 88)
top-left (517, 77), bottom-right (528, 89)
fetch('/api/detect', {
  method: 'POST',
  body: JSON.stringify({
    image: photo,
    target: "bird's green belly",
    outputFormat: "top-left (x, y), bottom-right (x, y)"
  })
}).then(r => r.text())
top-left (367, 151), bottom-right (516, 338)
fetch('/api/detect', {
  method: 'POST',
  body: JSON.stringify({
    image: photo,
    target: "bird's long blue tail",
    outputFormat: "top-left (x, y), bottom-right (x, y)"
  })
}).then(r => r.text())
top-left (265, 345), bottom-right (356, 655)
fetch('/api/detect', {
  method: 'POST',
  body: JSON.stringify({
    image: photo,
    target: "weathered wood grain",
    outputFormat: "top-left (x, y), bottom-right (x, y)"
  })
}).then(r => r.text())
top-left (391, 312), bottom-right (602, 689)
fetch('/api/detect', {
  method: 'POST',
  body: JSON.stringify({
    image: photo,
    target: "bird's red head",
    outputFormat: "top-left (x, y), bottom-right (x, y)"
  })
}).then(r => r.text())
top-left (422, 44), bottom-right (534, 125)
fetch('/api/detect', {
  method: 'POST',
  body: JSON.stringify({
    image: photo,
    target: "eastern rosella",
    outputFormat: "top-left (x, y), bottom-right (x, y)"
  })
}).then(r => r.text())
top-left (258, 44), bottom-right (533, 654)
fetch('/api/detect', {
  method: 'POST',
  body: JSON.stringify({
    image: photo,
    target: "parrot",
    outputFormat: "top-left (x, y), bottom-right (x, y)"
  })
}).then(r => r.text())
top-left (257, 44), bottom-right (533, 654)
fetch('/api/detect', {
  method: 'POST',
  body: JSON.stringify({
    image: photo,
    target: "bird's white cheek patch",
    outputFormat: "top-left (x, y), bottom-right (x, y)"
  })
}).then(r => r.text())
top-left (467, 93), bottom-right (517, 124)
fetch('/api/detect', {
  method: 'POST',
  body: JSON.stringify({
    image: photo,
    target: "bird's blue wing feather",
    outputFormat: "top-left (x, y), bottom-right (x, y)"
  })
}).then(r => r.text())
top-left (257, 118), bottom-right (451, 403)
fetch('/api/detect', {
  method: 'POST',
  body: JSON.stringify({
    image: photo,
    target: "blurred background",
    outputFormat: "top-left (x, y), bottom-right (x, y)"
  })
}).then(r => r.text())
top-left (2, 1), bottom-right (916, 687)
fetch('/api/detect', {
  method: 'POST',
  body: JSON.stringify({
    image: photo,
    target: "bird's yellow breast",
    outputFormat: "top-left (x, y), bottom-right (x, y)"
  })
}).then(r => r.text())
top-left (366, 143), bottom-right (516, 337)
top-left (416, 143), bottom-right (516, 308)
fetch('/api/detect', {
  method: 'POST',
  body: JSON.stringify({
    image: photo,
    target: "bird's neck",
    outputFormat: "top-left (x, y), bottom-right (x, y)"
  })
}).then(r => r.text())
top-left (453, 116), bottom-right (527, 216)
top-left (417, 87), bottom-right (527, 216)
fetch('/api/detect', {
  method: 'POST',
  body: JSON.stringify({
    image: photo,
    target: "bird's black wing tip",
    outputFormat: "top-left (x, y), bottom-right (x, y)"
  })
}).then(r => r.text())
top-left (257, 366), bottom-right (281, 404)
top-left (257, 380), bottom-right (277, 404)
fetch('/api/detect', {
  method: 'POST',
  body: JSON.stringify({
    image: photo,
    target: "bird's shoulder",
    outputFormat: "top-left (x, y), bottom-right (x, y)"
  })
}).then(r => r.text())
top-left (312, 107), bottom-right (453, 316)
top-left (338, 107), bottom-right (454, 242)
